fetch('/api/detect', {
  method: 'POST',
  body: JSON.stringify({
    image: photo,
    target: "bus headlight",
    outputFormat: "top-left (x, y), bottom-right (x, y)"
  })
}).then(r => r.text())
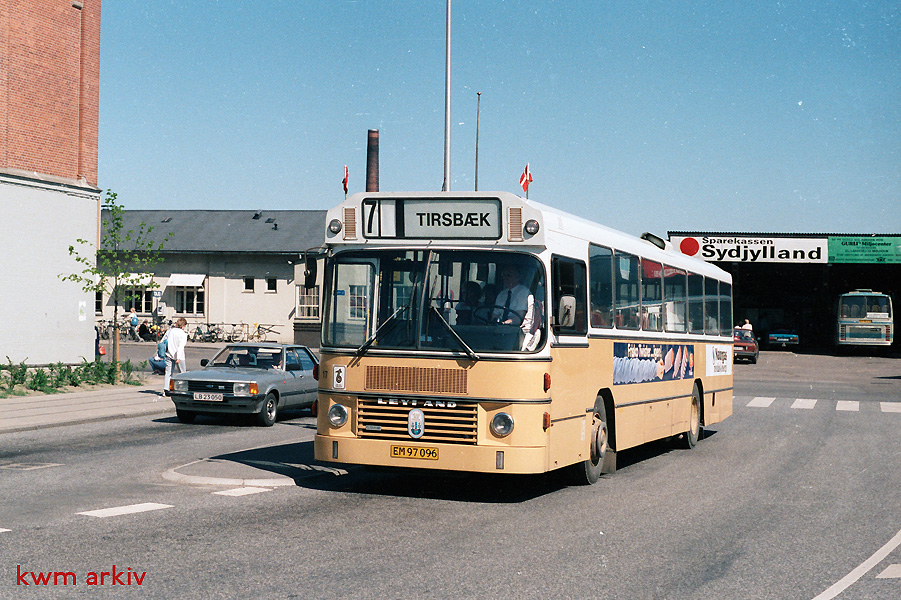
top-left (328, 219), bottom-right (343, 234)
top-left (490, 412), bottom-right (514, 438)
top-left (524, 219), bottom-right (540, 235)
top-left (327, 403), bottom-right (349, 428)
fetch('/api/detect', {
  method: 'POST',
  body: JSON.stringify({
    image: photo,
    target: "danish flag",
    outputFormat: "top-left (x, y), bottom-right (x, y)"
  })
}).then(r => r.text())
top-left (520, 163), bottom-right (533, 193)
top-left (342, 165), bottom-right (349, 194)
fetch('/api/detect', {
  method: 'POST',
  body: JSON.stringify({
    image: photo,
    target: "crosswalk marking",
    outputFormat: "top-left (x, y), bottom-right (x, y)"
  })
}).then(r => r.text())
top-left (738, 397), bottom-right (901, 414)
top-left (214, 487), bottom-right (272, 497)
top-left (791, 398), bottom-right (817, 410)
top-left (876, 564), bottom-right (901, 579)
top-left (77, 502), bottom-right (173, 518)
top-left (747, 397), bottom-right (776, 408)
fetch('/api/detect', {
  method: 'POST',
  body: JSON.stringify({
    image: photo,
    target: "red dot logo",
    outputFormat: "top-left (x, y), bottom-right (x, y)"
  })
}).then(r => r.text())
top-left (679, 237), bottom-right (700, 256)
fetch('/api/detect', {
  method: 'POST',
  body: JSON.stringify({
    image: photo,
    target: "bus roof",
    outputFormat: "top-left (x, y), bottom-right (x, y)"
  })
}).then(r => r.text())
top-left (324, 191), bottom-right (731, 282)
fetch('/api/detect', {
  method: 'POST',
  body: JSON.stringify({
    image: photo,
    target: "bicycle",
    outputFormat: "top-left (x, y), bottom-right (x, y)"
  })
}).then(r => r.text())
top-left (248, 323), bottom-right (279, 342)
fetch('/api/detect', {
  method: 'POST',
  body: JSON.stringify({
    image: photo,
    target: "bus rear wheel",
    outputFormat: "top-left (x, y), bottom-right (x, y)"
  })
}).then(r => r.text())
top-left (570, 403), bottom-right (610, 485)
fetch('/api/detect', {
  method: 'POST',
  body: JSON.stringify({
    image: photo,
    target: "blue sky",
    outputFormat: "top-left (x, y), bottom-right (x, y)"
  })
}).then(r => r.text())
top-left (99, 1), bottom-right (900, 237)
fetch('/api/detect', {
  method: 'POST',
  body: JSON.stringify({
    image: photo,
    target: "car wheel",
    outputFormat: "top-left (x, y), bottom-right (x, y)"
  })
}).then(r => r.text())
top-left (257, 392), bottom-right (278, 427)
top-left (750, 354), bottom-right (758, 364)
top-left (176, 409), bottom-right (196, 424)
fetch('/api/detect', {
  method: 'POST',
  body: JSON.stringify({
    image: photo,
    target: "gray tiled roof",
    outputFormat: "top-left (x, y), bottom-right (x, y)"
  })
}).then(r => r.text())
top-left (104, 210), bottom-right (327, 254)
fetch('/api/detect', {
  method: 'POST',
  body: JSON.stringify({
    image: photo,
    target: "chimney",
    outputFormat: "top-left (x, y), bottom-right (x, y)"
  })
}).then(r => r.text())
top-left (366, 129), bottom-right (379, 192)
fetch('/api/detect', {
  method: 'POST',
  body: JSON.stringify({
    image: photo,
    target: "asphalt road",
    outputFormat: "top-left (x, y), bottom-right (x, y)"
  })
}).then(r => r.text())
top-left (1, 351), bottom-right (899, 599)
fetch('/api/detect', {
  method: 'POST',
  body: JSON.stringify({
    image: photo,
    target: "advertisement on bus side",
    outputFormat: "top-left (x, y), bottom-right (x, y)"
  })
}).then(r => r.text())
top-left (706, 344), bottom-right (733, 376)
top-left (613, 342), bottom-right (694, 385)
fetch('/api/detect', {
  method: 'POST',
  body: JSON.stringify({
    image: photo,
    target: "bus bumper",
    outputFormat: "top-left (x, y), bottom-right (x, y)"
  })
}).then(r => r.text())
top-left (314, 435), bottom-right (551, 475)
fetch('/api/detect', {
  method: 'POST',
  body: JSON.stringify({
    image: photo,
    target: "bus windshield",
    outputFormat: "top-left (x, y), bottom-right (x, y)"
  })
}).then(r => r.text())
top-left (323, 249), bottom-right (546, 354)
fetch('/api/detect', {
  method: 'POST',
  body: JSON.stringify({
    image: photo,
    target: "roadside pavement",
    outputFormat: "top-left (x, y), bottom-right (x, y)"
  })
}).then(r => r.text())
top-left (0, 376), bottom-right (171, 434)
top-left (0, 372), bottom-right (341, 487)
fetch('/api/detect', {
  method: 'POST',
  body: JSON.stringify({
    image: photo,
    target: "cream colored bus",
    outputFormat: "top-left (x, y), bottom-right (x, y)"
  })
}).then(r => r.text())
top-left (313, 192), bottom-right (733, 484)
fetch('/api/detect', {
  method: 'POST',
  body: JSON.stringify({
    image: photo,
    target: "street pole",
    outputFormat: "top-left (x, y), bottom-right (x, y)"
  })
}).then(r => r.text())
top-left (475, 92), bottom-right (481, 191)
top-left (441, 0), bottom-right (451, 191)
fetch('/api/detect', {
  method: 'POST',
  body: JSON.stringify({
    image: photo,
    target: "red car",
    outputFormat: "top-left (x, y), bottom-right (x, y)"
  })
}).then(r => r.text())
top-left (733, 328), bottom-right (759, 364)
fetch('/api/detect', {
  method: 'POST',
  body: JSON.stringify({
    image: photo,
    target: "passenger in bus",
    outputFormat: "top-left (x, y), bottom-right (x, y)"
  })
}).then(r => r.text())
top-left (455, 281), bottom-right (483, 325)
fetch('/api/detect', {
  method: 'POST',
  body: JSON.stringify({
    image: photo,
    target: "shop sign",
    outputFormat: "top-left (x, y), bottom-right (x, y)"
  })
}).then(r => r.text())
top-left (671, 236), bottom-right (827, 263)
top-left (827, 236), bottom-right (901, 264)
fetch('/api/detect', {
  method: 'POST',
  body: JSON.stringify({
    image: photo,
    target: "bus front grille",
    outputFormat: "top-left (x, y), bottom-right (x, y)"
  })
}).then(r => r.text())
top-left (357, 399), bottom-right (477, 444)
top-left (365, 365), bottom-right (467, 395)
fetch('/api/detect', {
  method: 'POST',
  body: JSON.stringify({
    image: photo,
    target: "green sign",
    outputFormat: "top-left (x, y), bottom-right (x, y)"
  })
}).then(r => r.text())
top-left (828, 236), bottom-right (901, 264)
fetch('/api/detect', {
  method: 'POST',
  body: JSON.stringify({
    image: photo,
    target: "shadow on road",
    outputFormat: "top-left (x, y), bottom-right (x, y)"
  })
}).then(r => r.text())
top-left (200, 431), bottom-right (717, 503)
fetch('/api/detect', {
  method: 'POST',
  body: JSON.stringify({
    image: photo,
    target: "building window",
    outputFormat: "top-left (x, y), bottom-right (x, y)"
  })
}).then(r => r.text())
top-left (296, 285), bottom-right (320, 319)
top-left (175, 287), bottom-right (205, 316)
top-left (95, 290), bottom-right (103, 314)
top-left (267, 277), bottom-right (277, 292)
top-left (244, 277), bottom-right (255, 292)
top-left (349, 285), bottom-right (369, 320)
top-left (123, 287), bottom-right (153, 313)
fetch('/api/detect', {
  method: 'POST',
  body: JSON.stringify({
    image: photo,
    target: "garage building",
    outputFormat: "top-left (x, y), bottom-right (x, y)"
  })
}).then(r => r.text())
top-left (668, 233), bottom-right (901, 350)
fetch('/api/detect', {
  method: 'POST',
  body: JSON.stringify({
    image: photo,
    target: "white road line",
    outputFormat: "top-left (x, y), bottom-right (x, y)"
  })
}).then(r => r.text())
top-left (876, 564), bottom-right (901, 579)
top-left (836, 400), bottom-right (859, 412)
top-left (213, 486), bottom-right (272, 497)
top-left (77, 502), bottom-right (173, 518)
top-left (0, 528), bottom-right (11, 533)
top-left (747, 397), bottom-right (776, 408)
top-left (881, 402), bottom-right (901, 413)
top-left (791, 398), bottom-right (818, 410)
top-left (812, 528), bottom-right (901, 600)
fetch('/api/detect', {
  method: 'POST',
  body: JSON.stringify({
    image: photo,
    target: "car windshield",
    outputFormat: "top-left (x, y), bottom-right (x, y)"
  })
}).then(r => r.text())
top-left (209, 346), bottom-right (283, 369)
top-left (323, 249), bottom-right (546, 354)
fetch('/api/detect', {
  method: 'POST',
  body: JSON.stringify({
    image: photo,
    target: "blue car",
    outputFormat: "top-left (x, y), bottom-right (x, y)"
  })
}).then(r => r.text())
top-left (768, 329), bottom-right (799, 348)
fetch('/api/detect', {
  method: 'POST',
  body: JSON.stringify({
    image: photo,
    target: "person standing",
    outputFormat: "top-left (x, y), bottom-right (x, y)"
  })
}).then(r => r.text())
top-left (741, 319), bottom-right (753, 331)
top-left (163, 317), bottom-right (189, 394)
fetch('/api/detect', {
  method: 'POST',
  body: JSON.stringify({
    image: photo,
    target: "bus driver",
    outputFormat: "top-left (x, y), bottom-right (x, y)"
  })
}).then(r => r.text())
top-left (494, 264), bottom-right (541, 350)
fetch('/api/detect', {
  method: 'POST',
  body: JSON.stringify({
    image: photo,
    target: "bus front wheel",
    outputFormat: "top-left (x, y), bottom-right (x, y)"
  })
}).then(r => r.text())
top-left (570, 402), bottom-right (610, 485)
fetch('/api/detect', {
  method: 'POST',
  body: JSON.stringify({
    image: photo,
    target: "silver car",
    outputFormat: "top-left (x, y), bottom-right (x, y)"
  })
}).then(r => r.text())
top-left (167, 343), bottom-right (318, 426)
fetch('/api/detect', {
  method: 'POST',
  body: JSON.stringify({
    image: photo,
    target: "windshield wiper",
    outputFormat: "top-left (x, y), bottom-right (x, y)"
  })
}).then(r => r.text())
top-left (355, 305), bottom-right (408, 356)
top-left (428, 305), bottom-right (480, 361)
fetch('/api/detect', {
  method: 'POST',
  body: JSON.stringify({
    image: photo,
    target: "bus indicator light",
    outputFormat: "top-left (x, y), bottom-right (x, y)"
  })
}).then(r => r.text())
top-left (543, 412), bottom-right (551, 431)
top-left (544, 373), bottom-right (551, 392)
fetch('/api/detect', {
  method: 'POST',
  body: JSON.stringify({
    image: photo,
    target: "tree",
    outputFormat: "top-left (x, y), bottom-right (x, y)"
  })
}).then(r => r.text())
top-left (59, 190), bottom-right (171, 381)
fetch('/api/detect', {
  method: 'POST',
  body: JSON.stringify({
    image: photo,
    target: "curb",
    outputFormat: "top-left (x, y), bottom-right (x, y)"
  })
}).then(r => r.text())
top-left (161, 459), bottom-right (296, 487)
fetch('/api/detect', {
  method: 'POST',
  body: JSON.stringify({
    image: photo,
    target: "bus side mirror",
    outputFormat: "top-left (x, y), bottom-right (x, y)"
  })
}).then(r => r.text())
top-left (556, 296), bottom-right (575, 328)
top-left (304, 254), bottom-right (317, 288)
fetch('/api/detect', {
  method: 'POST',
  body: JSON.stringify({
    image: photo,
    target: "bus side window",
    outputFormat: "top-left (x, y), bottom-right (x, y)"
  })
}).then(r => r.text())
top-left (551, 256), bottom-right (588, 335)
top-left (588, 244), bottom-right (613, 328)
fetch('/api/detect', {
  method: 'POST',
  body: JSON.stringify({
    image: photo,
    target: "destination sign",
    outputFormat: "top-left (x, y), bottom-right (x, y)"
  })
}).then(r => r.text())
top-left (361, 197), bottom-right (501, 240)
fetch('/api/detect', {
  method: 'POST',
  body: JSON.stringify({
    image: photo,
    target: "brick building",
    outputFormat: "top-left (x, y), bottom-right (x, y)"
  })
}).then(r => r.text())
top-left (1, 1), bottom-right (102, 364)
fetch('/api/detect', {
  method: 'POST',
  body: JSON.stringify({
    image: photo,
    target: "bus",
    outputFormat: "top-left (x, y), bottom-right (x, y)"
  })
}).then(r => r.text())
top-left (836, 289), bottom-right (894, 347)
top-left (313, 192), bottom-right (733, 484)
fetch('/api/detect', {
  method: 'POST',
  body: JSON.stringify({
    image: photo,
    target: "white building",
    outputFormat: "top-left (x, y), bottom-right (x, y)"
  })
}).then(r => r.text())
top-left (98, 209), bottom-right (327, 347)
